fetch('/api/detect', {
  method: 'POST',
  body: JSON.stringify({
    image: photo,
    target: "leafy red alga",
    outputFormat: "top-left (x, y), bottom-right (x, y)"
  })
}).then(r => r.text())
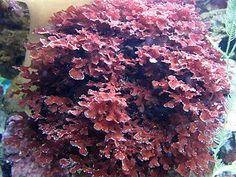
top-left (3, 0), bottom-right (230, 176)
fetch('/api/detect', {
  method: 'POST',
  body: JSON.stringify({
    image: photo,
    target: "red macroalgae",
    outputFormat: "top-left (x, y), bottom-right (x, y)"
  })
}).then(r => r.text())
top-left (4, 0), bottom-right (230, 176)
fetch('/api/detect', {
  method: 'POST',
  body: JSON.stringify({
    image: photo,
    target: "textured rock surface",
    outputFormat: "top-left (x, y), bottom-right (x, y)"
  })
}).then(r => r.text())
top-left (0, 1), bottom-right (29, 79)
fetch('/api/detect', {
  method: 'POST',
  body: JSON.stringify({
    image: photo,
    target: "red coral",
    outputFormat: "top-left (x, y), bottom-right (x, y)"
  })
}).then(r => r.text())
top-left (4, 0), bottom-right (230, 176)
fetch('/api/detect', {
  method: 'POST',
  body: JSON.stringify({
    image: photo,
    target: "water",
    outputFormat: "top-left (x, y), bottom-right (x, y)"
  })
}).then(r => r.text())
top-left (0, 77), bottom-right (11, 94)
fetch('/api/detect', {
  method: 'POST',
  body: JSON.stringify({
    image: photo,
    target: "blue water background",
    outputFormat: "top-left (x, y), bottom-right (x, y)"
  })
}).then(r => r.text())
top-left (0, 77), bottom-right (11, 94)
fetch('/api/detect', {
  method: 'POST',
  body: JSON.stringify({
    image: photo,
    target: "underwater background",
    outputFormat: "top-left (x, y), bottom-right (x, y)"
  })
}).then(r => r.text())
top-left (0, 0), bottom-right (236, 177)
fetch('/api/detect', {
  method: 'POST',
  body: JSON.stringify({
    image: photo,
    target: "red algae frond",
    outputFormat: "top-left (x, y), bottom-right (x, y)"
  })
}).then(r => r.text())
top-left (4, 0), bottom-right (230, 176)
